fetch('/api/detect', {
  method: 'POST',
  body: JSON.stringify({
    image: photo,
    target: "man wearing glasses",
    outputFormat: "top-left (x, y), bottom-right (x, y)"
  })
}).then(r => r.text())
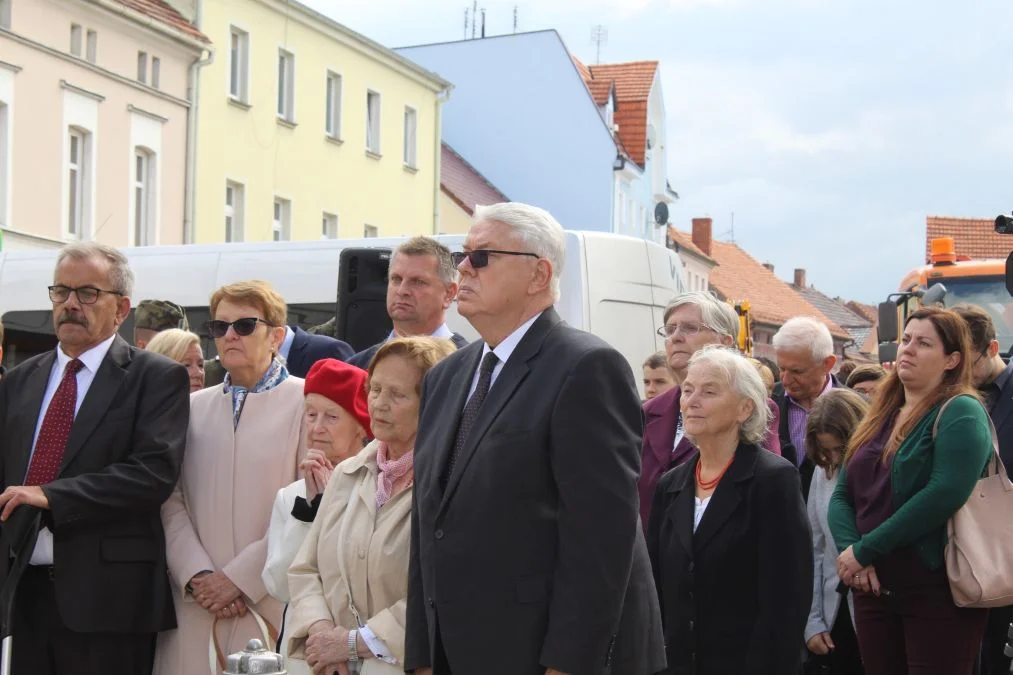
top-left (0, 242), bottom-right (189, 675)
top-left (404, 202), bottom-right (665, 675)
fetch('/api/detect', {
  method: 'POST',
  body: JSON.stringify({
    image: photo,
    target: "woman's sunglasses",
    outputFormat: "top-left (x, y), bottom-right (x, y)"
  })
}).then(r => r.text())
top-left (450, 249), bottom-right (540, 269)
top-left (205, 317), bottom-right (274, 338)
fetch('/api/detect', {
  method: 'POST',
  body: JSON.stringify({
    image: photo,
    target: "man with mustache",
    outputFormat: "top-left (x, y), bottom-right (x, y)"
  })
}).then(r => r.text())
top-left (348, 237), bottom-right (468, 369)
top-left (0, 242), bottom-right (189, 675)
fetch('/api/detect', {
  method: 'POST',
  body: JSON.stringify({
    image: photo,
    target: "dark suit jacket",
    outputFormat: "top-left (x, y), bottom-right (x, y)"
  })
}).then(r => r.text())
top-left (647, 443), bottom-right (812, 675)
top-left (285, 326), bottom-right (353, 378)
top-left (0, 336), bottom-right (189, 634)
top-left (772, 376), bottom-right (843, 500)
top-left (347, 332), bottom-right (468, 369)
top-left (404, 308), bottom-right (666, 675)
top-left (988, 360), bottom-right (1013, 472)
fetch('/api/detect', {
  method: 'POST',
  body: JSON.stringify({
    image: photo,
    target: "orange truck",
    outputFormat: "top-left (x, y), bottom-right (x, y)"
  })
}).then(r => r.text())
top-left (878, 236), bottom-right (1012, 362)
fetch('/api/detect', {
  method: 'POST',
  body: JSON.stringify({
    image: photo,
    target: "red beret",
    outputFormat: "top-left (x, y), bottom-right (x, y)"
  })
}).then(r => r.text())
top-left (303, 359), bottom-right (372, 437)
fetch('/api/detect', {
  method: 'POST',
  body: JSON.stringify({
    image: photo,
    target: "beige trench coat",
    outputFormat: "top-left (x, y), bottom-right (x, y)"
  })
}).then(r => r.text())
top-left (155, 378), bottom-right (307, 675)
top-left (287, 440), bottom-right (412, 667)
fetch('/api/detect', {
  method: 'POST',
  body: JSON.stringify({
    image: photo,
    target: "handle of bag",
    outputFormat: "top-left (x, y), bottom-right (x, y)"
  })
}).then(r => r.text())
top-left (932, 395), bottom-right (1005, 479)
top-left (208, 606), bottom-right (279, 673)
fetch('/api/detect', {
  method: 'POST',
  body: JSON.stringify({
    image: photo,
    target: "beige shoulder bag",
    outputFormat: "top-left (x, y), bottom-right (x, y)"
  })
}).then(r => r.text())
top-left (934, 396), bottom-right (1013, 608)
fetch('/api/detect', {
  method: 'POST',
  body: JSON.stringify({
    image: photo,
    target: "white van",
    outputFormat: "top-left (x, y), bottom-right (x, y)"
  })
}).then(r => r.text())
top-left (0, 231), bottom-right (684, 395)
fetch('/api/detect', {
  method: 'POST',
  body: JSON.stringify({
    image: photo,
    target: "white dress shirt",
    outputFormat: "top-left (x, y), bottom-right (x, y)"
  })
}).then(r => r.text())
top-left (388, 323), bottom-right (454, 341)
top-left (279, 325), bottom-right (296, 361)
top-left (467, 312), bottom-right (542, 400)
top-left (28, 334), bottom-right (117, 565)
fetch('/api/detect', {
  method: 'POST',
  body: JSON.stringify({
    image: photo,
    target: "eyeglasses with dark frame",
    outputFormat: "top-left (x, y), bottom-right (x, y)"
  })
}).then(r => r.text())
top-left (48, 285), bottom-right (124, 305)
top-left (205, 317), bottom-right (275, 339)
top-left (451, 249), bottom-right (540, 269)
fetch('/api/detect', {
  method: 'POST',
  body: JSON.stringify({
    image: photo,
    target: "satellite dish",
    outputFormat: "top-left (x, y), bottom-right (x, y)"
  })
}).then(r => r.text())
top-left (654, 202), bottom-right (669, 227)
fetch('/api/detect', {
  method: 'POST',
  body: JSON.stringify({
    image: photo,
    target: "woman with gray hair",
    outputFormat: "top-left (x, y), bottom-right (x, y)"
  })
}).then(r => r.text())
top-left (647, 345), bottom-right (812, 675)
top-left (639, 291), bottom-right (781, 529)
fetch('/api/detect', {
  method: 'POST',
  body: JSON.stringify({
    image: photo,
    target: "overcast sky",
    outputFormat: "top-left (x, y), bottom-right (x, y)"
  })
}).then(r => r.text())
top-left (302, 0), bottom-right (1013, 304)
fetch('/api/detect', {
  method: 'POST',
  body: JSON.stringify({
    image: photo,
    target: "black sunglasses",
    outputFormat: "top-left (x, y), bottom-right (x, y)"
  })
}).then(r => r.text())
top-left (450, 249), bottom-right (540, 269)
top-left (205, 317), bottom-right (274, 338)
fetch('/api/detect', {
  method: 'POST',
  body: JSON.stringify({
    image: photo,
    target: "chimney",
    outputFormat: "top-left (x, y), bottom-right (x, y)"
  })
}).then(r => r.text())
top-left (762, 262), bottom-right (775, 274)
top-left (691, 217), bottom-right (713, 257)
top-left (793, 268), bottom-right (807, 288)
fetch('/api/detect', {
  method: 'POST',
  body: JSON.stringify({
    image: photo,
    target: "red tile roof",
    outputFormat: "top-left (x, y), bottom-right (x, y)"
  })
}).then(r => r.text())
top-left (111, 0), bottom-right (209, 42)
top-left (925, 215), bottom-right (1013, 262)
top-left (706, 238), bottom-right (850, 339)
top-left (573, 58), bottom-right (658, 166)
top-left (440, 143), bottom-right (509, 216)
top-left (667, 226), bottom-right (716, 265)
top-left (846, 300), bottom-right (877, 323)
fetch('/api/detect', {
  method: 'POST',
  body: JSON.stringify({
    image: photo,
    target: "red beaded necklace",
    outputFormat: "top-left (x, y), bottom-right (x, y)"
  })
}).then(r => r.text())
top-left (695, 455), bottom-right (734, 490)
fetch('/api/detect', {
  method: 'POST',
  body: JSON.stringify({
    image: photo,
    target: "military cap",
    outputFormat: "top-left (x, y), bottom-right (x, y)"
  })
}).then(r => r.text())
top-left (135, 299), bottom-right (189, 332)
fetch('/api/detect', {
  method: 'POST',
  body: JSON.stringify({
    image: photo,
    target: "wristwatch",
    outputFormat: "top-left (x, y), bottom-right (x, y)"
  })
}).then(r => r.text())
top-left (347, 629), bottom-right (360, 668)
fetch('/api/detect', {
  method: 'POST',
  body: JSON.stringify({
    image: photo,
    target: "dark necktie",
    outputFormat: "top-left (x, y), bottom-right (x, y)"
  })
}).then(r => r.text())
top-left (443, 351), bottom-right (499, 489)
top-left (25, 359), bottom-right (84, 485)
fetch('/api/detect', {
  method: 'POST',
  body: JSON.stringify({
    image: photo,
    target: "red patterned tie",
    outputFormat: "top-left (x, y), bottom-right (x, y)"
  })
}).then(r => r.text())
top-left (25, 359), bottom-right (84, 486)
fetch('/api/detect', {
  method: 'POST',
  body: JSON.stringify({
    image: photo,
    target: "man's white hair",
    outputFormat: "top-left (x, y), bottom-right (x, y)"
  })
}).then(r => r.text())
top-left (473, 202), bottom-right (566, 301)
top-left (772, 316), bottom-right (834, 362)
top-left (687, 346), bottom-right (771, 446)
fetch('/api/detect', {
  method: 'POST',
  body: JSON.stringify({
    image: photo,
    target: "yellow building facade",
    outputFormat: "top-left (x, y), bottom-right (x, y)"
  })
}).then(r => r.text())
top-left (191, 0), bottom-right (451, 243)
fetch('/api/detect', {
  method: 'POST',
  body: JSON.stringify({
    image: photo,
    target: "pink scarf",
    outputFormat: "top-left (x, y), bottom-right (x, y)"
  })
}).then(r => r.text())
top-left (375, 442), bottom-right (414, 509)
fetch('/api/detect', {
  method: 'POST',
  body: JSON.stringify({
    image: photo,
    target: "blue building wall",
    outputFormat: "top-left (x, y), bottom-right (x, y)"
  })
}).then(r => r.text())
top-left (398, 31), bottom-right (617, 232)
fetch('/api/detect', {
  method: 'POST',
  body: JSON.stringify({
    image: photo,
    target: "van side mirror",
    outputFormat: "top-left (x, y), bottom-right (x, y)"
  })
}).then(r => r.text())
top-left (877, 301), bottom-right (898, 344)
top-left (920, 284), bottom-right (947, 306)
top-left (878, 342), bottom-right (898, 364)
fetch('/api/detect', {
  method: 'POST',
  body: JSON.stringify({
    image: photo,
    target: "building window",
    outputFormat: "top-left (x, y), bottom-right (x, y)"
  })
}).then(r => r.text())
top-left (86, 30), bottom-right (97, 63)
top-left (229, 26), bottom-right (249, 103)
top-left (133, 148), bottom-right (154, 246)
top-left (70, 24), bottom-right (83, 56)
top-left (403, 106), bottom-right (417, 169)
top-left (322, 212), bottom-right (337, 239)
top-left (277, 49), bottom-right (295, 121)
top-left (67, 128), bottom-right (89, 239)
top-left (325, 71), bottom-right (341, 139)
top-left (137, 52), bottom-right (148, 84)
top-left (366, 91), bottom-right (381, 155)
top-left (363, 224), bottom-right (378, 238)
top-left (0, 102), bottom-right (8, 227)
top-left (273, 197), bottom-right (291, 241)
top-left (151, 57), bottom-right (161, 89)
top-left (225, 181), bottom-right (244, 242)
top-left (0, 0), bottom-right (10, 29)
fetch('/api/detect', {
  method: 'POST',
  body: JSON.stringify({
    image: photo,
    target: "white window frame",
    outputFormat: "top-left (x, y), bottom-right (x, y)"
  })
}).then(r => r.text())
top-left (363, 224), bottom-right (378, 238)
top-left (132, 147), bottom-right (155, 246)
top-left (137, 51), bottom-right (148, 84)
top-left (403, 105), bottom-right (418, 169)
top-left (151, 56), bottom-right (161, 89)
top-left (225, 180), bottom-right (245, 242)
top-left (70, 24), bottom-right (83, 56)
top-left (277, 48), bottom-right (295, 122)
top-left (228, 26), bottom-right (250, 103)
top-left (66, 128), bottom-right (87, 239)
top-left (86, 29), bottom-right (97, 63)
top-left (273, 197), bottom-right (291, 241)
top-left (325, 70), bottom-right (342, 139)
top-left (366, 90), bottom-right (381, 155)
top-left (322, 212), bottom-right (338, 239)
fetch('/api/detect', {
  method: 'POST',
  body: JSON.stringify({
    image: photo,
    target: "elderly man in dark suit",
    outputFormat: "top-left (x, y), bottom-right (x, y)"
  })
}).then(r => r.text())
top-left (404, 202), bottom-right (665, 675)
top-left (954, 303), bottom-right (1013, 675)
top-left (347, 236), bottom-right (468, 369)
top-left (0, 242), bottom-right (189, 675)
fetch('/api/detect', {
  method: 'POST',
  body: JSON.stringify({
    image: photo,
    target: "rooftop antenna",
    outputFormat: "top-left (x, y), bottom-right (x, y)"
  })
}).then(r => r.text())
top-left (513, 5), bottom-right (518, 33)
top-left (718, 212), bottom-right (736, 242)
top-left (463, 7), bottom-right (469, 39)
top-left (481, 8), bottom-right (486, 37)
top-left (591, 24), bottom-right (608, 64)
top-left (472, 0), bottom-right (477, 38)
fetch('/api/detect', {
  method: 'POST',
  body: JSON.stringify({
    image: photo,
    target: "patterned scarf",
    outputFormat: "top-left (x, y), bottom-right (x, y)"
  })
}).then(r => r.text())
top-left (223, 358), bottom-right (289, 429)
top-left (375, 441), bottom-right (414, 510)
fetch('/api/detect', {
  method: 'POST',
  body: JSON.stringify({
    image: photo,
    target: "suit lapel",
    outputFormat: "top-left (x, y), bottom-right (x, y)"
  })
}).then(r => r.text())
top-left (663, 462), bottom-right (695, 557)
top-left (645, 388), bottom-right (681, 468)
top-left (9, 353), bottom-right (56, 484)
top-left (692, 443), bottom-right (756, 554)
top-left (439, 309), bottom-right (561, 512)
top-left (287, 327), bottom-right (307, 373)
top-left (60, 336), bottom-right (130, 474)
top-left (991, 375), bottom-right (1013, 433)
top-left (428, 343), bottom-right (483, 499)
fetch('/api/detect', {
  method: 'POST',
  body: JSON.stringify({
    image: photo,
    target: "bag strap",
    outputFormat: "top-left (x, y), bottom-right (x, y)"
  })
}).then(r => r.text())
top-left (932, 394), bottom-right (1004, 479)
top-left (208, 607), bottom-right (279, 673)
top-left (931, 396), bottom-right (960, 440)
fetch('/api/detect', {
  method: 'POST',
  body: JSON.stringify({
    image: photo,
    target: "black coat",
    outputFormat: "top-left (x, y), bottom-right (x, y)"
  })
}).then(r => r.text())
top-left (285, 326), bottom-right (354, 378)
top-left (404, 308), bottom-right (666, 675)
top-left (647, 443), bottom-right (812, 675)
top-left (346, 332), bottom-right (469, 369)
top-left (0, 336), bottom-right (189, 634)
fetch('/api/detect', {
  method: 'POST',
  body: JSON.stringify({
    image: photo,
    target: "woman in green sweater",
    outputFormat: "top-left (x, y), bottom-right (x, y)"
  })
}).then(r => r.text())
top-left (828, 307), bottom-right (993, 675)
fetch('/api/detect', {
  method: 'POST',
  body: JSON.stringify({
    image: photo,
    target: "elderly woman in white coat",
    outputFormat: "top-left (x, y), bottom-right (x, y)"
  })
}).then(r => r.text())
top-left (286, 336), bottom-right (456, 675)
top-left (156, 280), bottom-right (307, 675)
top-left (262, 358), bottom-right (373, 673)
top-left (804, 389), bottom-right (868, 675)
